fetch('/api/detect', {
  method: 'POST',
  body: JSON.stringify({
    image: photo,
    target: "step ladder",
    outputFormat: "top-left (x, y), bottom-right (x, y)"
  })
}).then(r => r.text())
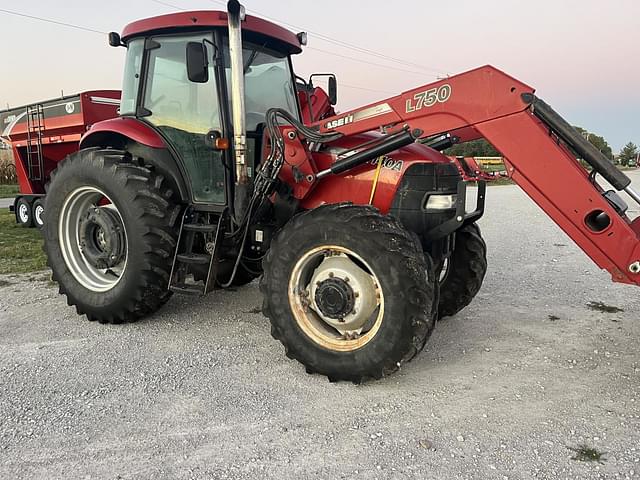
top-left (25, 104), bottom-right (45, 181)
top-left (169, 207), bottom-right (226, 295)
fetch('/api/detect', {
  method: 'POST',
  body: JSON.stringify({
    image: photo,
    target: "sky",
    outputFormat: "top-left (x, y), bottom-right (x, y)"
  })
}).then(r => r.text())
top-left (0, 0), bottom-right (638, 151)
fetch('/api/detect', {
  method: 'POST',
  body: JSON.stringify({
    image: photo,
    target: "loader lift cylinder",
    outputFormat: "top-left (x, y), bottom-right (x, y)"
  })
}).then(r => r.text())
top-left (315, 128), bottom-right (421, 179)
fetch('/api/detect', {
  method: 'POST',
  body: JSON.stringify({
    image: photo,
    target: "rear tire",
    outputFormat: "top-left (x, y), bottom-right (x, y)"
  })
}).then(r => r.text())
top-left (261, 204), bottom-right (436, 383)
top-left (437, 223), bottom-right (487, 319)
top-left (43, 148), bottom-right (180, 324)
top-left (16, 197), bottom-right (33, 227)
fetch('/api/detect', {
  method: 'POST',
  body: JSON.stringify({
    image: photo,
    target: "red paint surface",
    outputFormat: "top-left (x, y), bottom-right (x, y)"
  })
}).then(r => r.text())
top-left (7, 90), bottom-right (120, 195)
top-left (81, 117), bottom-right (166, 149)
top-left (299, 134), bottom-right (451, 214)
top-left (298, 87), bottom-right (335, 123)
top-left (122, 10), bottom-right (301, 53)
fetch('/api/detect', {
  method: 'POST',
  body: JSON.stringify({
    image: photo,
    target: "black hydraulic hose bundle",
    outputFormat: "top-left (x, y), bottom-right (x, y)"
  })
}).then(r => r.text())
top-left (255, 108), bottom-right (342, 197)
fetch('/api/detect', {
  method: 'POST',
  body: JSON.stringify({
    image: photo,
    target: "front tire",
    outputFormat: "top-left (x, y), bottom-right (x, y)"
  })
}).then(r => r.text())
top-left (44, 148), bottom-right (180, 323)
top-left (437, 223), bottom-right (487, 319)
top-left (261, 204), bottom-right (437, 383)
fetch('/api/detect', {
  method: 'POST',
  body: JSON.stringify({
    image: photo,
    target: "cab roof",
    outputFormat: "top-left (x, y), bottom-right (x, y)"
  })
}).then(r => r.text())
top-left (121, 10), bottom-right (302, 54)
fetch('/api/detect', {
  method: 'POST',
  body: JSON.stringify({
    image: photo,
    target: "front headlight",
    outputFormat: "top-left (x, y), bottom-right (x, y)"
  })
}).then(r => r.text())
top-left (424, 194), bottom-right (457, 210)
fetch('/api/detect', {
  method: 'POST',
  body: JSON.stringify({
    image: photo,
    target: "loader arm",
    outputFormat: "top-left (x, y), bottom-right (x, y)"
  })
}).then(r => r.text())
top-left (314, 65), bottom-right (640, 286)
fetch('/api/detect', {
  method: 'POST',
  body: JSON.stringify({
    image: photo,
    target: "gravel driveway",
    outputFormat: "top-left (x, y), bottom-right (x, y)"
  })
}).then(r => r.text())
top-left (1, 172), bottom-right (639, 480)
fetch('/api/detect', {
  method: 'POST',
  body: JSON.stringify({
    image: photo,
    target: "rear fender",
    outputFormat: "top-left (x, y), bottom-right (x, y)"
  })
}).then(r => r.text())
top-left (80, 117), bottom-right (165, 149)
top-left (80, 118), bottom-right (190, 202)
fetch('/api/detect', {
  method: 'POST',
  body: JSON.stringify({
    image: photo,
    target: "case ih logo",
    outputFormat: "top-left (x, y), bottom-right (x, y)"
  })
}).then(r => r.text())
top-left (325, 114), bottom-right (353, 130)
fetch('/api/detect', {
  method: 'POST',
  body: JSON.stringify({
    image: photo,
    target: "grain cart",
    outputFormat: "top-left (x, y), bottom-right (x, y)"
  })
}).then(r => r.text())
top-left (39, 2), bottom-right (640, 382)
top-left (0, 92), bottom-right (121, 227)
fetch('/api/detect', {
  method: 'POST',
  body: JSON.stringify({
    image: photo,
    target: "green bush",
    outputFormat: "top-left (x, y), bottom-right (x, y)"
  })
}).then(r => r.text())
top-left (0, 156), bottom-right (17, 185)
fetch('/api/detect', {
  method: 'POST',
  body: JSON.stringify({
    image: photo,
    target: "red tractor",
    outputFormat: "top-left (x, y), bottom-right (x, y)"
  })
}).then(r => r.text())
top-left (26, 2), bottom-right (640, 382)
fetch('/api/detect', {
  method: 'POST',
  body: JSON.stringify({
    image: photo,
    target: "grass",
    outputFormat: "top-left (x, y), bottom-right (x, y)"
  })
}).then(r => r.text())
top-left (0, 210), bottom-right (47, 274)
top-left (0, 184), bottom-right (19, 198)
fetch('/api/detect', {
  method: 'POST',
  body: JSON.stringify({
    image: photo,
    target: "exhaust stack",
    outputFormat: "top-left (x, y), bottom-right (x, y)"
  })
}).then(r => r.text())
top-left (227, 0), bottom-right (248, 217)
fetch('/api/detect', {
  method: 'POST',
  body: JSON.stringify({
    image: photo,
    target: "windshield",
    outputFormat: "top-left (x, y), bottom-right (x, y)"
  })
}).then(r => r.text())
top-left (224, 41), bottom-right (299, 131)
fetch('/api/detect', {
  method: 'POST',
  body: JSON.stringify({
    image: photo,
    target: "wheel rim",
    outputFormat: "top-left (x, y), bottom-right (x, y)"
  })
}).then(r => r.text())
top-left (34, 204), bottom-right (44, 226)
top-left (58, 186), bottom-right (128, 292)
top-left (18, 203), bottom-right (29, 224)
top-left (288, 245), bottom-right (384, 352)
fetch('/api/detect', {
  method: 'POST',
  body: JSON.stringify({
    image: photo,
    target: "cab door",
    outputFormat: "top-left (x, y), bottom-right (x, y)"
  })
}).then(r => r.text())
top-left (141, 33), bottom-right (225, 205)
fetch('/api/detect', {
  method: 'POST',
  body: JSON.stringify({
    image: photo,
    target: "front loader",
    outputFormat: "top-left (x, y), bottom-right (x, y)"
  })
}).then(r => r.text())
top-left (41, 1), bottom-right (640, 382)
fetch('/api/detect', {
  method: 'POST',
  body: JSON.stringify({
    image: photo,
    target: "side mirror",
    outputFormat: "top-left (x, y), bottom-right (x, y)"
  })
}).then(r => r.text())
top-left (309, 73), bottom-right (338, 106)
top-left (327, 76), bottom-right (337, 106)
top-left (186, 42), bottom-right (209, 83)
top-left (108, 32), bottom-right (123, 47)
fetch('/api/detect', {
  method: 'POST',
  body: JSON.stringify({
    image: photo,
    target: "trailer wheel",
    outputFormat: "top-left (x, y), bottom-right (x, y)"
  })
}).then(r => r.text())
top-left (16, 197), bottom-right (33, 227)
top-left (32, 198), bottom-right (45, 229)
top-left (437, 223), bottom-right (487, 319)
top-left (43, 148), bottom-right (180, 324)
top-left (261, 204), bottom-right (436, 383)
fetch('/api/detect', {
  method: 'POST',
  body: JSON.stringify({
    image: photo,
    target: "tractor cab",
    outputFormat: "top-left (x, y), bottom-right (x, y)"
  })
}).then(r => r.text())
top-left (112, 8), bottom-right (305, 206)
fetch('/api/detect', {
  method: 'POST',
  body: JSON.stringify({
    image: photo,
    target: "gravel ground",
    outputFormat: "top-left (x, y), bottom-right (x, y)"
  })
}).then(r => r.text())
top-left (1, 172), bottom-right (639, 480)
